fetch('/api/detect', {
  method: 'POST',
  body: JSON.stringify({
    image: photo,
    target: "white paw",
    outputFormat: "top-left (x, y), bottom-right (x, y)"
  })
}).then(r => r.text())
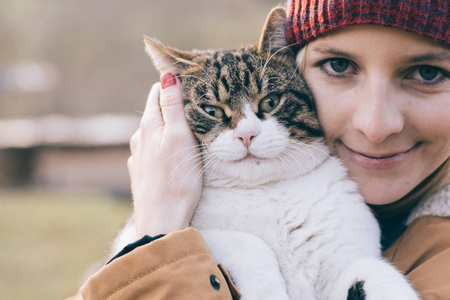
top-left (362, 274), bottom-right (419, 300)
top-left (333, 257), bottom-right (420, 300)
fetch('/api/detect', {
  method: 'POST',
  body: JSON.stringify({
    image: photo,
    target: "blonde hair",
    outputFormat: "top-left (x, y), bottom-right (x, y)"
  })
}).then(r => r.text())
top-left (294, 44), bottom-right (450, 203)
top-left (295, 45), bottom-right (309, 75)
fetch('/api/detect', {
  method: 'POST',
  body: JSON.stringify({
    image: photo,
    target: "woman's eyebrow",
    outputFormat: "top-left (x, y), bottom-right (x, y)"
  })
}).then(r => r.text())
top-left (311, 45), bottom-right (450, 65)
top-left (404, 52), bottom-right (450, 64)
top-left (311, 46), bottom-right (358, 60)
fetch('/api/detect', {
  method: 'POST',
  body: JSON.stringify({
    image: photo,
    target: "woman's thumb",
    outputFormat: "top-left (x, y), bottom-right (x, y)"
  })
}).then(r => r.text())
top-left (159, 73), bottom-right (186, 127)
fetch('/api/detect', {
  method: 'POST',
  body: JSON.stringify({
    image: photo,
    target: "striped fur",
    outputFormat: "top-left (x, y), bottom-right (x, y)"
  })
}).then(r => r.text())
top-left (144, 14), bottom-right (323, 151)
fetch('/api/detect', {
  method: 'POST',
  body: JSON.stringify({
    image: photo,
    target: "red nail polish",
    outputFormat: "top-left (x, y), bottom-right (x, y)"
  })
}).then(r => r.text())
top-left (160, 73), bottom-right (176, 89)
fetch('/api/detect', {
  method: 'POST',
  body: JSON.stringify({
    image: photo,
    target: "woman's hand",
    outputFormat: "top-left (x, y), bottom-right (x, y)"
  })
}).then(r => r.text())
top-left (128, 73), bottom-right (203, 238)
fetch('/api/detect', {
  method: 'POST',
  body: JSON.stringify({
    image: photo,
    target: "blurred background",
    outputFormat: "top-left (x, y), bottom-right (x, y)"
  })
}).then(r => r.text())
top-left (0, 0), bottom-right (282, 299)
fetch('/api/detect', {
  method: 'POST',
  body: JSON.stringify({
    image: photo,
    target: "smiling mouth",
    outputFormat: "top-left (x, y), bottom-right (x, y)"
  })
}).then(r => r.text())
top-left (343, 144), bottom-right (416, 169)
top-left (356, 150), bottom-right (409, 159)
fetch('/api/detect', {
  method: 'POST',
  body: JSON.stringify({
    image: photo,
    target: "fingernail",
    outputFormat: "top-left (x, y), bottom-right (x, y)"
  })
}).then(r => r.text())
top-left (160, 73), bottom-right (177, 89)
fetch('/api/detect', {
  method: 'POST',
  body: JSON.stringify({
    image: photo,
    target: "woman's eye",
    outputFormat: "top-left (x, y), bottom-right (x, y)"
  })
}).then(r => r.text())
top-left (320, 58), bottom-right (356, 77)
top-left (329, 59), bottom-right (349, 73)
top-left (202, 105), bottom-right (225, 119)
top-left (418, 66), bottom-right (439, 80)
top-left (259, 94), bottom-right (280, 113)
top-left (405, 65), bottom-right (448, 85)
top-left (415, 65), bottom-right (442, 81)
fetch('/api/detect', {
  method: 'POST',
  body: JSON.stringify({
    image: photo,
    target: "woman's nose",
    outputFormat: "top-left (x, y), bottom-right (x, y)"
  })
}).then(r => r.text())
top-left (352, 77), bottom-right (404, 143)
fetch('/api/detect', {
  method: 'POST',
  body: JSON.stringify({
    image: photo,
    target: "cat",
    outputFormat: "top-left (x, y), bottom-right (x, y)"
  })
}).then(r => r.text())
top-left (112, 6), bottom-right (420, 300)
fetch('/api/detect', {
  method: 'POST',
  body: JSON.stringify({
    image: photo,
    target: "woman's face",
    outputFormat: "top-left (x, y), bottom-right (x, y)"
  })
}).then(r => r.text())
top-left (303, 25), bottom-right (450, 205)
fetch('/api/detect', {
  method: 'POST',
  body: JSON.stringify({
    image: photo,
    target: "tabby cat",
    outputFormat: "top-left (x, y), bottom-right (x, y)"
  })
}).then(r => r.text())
top-left (113, 7), bottom-right (419, 300)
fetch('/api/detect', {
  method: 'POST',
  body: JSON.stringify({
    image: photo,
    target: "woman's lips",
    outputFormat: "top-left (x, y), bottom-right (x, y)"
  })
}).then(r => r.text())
top-left (343, 144), bottom-right (414, 169)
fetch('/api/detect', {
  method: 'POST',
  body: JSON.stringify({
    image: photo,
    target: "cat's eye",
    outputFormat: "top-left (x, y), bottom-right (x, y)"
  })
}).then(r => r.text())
top-left (259, 94), bottom-right (280, 113)
top-left (202, 105), bottom-right (225, 119)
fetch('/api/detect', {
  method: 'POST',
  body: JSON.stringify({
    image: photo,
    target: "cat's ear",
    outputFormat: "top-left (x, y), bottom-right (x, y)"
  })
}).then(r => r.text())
top-left (257, 6), bottom-right (290, 54)
top-left (144, 36), bottom-right (196, 75)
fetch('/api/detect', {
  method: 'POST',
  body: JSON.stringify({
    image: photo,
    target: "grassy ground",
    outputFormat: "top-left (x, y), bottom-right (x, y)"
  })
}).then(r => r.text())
top-left (0, 188), bottom-right (132, 300)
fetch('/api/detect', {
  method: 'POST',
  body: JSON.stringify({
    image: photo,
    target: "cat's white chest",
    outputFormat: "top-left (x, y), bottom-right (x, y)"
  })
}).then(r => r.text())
top-left (191, 158), bottom-right (379, 298)
top-left (192, 157), bottom-right (346, 232)
top-left (192, 173), bottom-right (324, 237)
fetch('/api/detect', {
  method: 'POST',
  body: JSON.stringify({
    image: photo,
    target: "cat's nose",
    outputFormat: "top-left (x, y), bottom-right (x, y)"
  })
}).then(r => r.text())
top-left (236, 130), bottom-right (258, 148)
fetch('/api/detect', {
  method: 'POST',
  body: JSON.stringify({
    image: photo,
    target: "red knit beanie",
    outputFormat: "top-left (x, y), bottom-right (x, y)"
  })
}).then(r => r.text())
top-left (286, 0), bottom-right (450, 47)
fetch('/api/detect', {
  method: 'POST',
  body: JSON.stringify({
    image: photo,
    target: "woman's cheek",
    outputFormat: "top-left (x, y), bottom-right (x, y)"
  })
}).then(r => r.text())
top-left (308, 80), bottom-right (348, 137)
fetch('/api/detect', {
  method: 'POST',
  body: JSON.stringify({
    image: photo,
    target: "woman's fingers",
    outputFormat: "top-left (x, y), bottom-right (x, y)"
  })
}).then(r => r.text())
top-left (159, 73), bottom-right (189, 130)
top-left (128, 74), bottom-right (203, 237)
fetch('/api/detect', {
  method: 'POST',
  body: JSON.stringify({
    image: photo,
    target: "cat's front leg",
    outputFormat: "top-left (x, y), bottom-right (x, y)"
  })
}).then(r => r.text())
top-left (200, 229), bottom-right (290, 300)
top-left (330, 257), bottom-right (420, 300)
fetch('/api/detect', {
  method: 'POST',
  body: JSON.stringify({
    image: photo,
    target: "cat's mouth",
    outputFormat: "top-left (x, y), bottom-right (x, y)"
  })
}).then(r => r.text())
top-left (235, 153), bottom-right (263, 165)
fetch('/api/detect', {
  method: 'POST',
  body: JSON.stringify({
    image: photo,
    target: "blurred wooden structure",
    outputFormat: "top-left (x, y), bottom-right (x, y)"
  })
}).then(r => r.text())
top-left (0, 114), bottom-right (139, 194)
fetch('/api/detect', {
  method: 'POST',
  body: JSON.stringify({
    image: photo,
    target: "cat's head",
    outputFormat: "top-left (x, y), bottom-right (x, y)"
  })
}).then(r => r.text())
top-left (144, 7), bottom-right (328, 186)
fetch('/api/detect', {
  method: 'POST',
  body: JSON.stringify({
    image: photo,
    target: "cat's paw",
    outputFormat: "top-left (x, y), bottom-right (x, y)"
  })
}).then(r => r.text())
top-left (335, 257), bottom-right (420, 300)
top-left (346, 278), bottom-right (419, 300)
top-left (347, 281), bottom-right (366, 300)
top-left (361, 276), bottom-right (420, 300)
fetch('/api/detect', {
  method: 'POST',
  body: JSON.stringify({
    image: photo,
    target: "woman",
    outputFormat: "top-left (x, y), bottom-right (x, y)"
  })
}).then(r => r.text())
top-left (71, 0), bottom-right (450, 299)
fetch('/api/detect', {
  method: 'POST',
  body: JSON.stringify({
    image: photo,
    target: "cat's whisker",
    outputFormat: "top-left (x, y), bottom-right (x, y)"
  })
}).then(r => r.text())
top-left (199, 140), bottom-right (214, 154)
top-left (196, 152), bottom-right (216, 176)
top-left (206, 157), bottom-right (223, 179)
top-left (291, 140), bottom-right (339, 165)
top-left (161, 148), bottom-right (204, 187)
top-left (286, 62), bottom-right (301, 86)
top-left (161, 147), bottom-right (204, 194)
top-left (201, 140), bottom-right (211, 148)
top-left (259, 44), bottom-right (296, 85)
top-left (267, 75), bottom-right (283, 83)
top-left (213, 155), bottom-right (232, 180)
top-left (280, 148), bottom-right (311, 177)
top-left (289, 143), bottom-right (320, 168)
top-left (278, 151), bottom-right (305, 179)
top-left (164, 150), bottom-right (203, 178)
top-left (286, 143), bottom-right (322, 171)
top-left (284, 142), bottom-right (322, 171)
top-left (177, 154), bottom-right (212, 200)
top-left (195, 93), bottom-right (212, 103)
top-left (177, 59), bottom-right (219, 94)
top-left (266, 76), bottom-right (283, 89)
top-left (163, 145), bottom-right (203, 165)
top-left (210, 155), bottom-right (227, 176)
top-left (199, 154), bottom-right (224, 183)
top-left (162, 156), bottom-right (203, 195)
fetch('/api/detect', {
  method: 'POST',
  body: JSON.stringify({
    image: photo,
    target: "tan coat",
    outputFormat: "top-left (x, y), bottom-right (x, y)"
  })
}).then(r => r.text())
top-left (68, 215), bottom-right (450, 300)
top-left (67, 179), bottom-right (450, 299)
top-left (384, 216), bottom-right (450, 300)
